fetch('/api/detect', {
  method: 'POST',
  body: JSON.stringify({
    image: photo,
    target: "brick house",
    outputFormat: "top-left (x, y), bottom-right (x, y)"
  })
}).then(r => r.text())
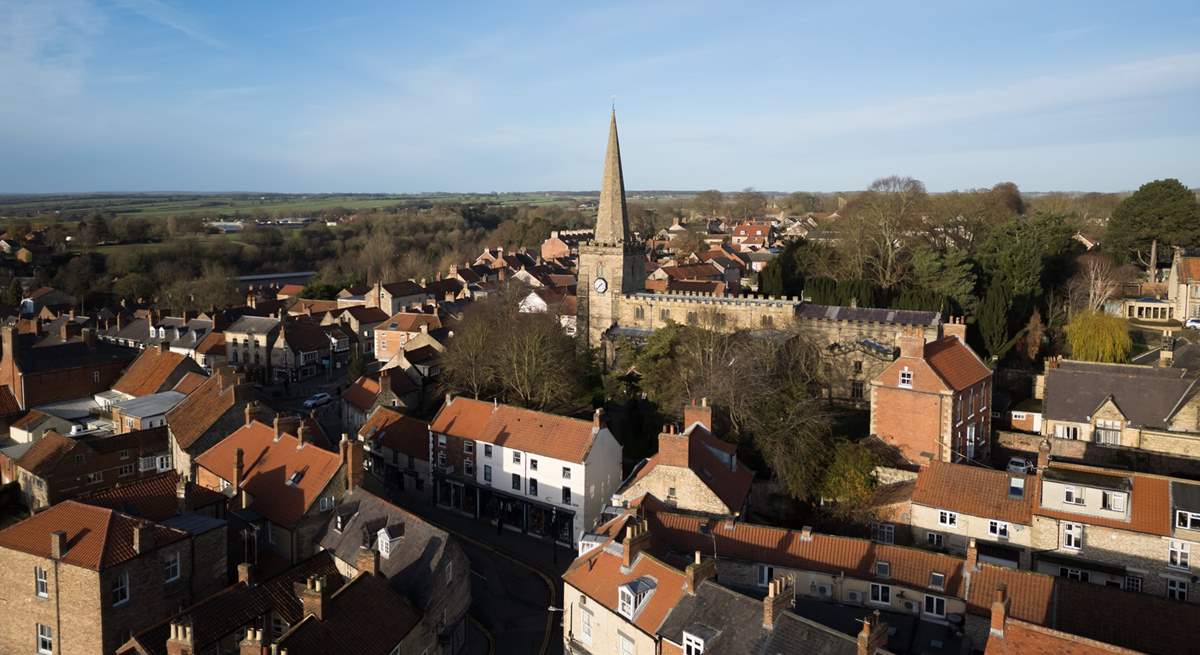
top-left (193, 415), bottom-right (363, 565)
top-left (614, 400), bottom-right (753, 517)
top-left (0, 501), bottom-right (223, 655)
top-left (1038, 359), bottom-right (1200, 458)
top-left (0, 324), bottom-right (138, 410)
top-left (319, 487), bottom-right (471, 653)
top-left (358, 406), bottom-right (430, 494)
top-left (869, 320), bottom-right (992, 466)
top-left (373, 311), bottom-right (443, 362)
top-left (110, 391), bottom-right (187, 433)
top-left (16, 426), bottom-right (174, 511)
top-left (429, 397), bottom-right (623, 547)
top-left (164, 368), bottom-right (260, 480)
top-left (909, 461), bottom-right (1034, 569)
top-left (340, 367), bottom-right (419, 435)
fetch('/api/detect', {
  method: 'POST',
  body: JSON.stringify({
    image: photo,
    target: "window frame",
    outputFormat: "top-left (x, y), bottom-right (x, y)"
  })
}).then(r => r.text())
top-left (870, 522), bottom-right (895, 544)
top-left (924, 594), bottom-right (946, 617)
top-left (562, 486), bottom-right (571, 505)
top-left (164, 551), bottom-right (181, 583)
top-left (927, 532), bottom-right (944, 548)
top-left (1169, 540), bottom-right (1190, 570)
top-left (938, 510), bottom-right (958, 527)
top-left (37, 624), bottom-right (53, 655)
top-left (869, 583), bottom-right (891, 605)
top-left (111, 570), bottom-right (130, 607)
top-left (1125, 575), bottom-right (1143, 593)
top-left (1063, 522), bottom-right (1083, 550)
top-left (1176, 510), bottom-right (1200, 530)
top-left (483, 464), bottom-right (492, 483)
top-left (1167, 578), bottom-right (1188, 602)
top-left (757, 564), bottom-right (774, 587)
top-left (683, 632), bottom-right (705, 655)
top-left (929, 572), bottom-right (946, 590)
top-left (35, 566), bottom-right (48, 598)
top-left (484, 444), bottom-right (493, 457)
top-left (988, 520), bottom-right (1010, 538)
top-left (579, 607), bottom-right (593, 644)
top-left (528, 478), bottom-right (538, 497)
top-left (1064, 486), bottom-right (1085, 506)
top-left (899, 368), bottom-right (913, 388)
top-left (618, 587), bottom-right (635, 618)
top-left (875, 561), bottom-right (890, 578)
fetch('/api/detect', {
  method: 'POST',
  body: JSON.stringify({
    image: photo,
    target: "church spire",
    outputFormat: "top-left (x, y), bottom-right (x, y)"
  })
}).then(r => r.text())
top-left (594, 110), bottom-right (630, 244)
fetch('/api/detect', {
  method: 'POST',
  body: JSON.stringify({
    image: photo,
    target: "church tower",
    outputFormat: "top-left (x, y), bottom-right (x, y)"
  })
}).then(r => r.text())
top-left (578, 111), bottom-right (644, 348)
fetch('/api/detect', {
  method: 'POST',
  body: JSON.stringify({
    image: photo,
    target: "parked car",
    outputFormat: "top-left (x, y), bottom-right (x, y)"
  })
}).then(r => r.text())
top-left (303, 392), bottom-right (333, 409)
top-left (1006, 456), bottom-right (1034, 474)
top-left (1186, 318), bottom-right (1200, 329)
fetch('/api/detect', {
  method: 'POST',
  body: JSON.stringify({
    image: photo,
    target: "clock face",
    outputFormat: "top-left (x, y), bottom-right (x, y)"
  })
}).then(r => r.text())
top-left (593, 277), bottom-right (609, 294)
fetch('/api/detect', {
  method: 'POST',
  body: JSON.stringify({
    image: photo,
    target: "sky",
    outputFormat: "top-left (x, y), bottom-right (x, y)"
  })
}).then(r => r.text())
top-left (1, 1), bottom-right (1198, 194)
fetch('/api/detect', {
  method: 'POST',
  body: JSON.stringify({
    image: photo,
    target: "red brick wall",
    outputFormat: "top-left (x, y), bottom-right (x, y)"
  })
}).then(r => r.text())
top-left (872, 384), bottom-right (945, 465)
top-left (22, 362), bottom-right (130, 408)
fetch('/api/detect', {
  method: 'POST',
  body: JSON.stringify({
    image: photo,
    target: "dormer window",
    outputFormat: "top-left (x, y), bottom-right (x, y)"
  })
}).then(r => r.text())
top-left (618, 577), bottom-right (656, 619)
top-left (1102, 491), bottom-right (1126, 512)
top-left (683, 631), bottom-right (706, 654)
top-left (929, 572), bottom-right (946, 590)
top-left (875, 561), bottom-right (890, 578)
top-left (899, 368), bottom-right (913, 388)
top-left (378, 523), bottom-right (404, 559)
top-left (1009, 477), bottom-right (1025, 497)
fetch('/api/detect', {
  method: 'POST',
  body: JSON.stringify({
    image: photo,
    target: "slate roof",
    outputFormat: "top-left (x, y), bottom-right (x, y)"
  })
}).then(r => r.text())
top-left (912, 461), bottom-right (1032, 525)
top-left (430, 397), bottom-right (600, 463)
top-left (1042, 360), bottom-right (1199, 429)
top-left (10, 334), bottom-right (138, 374)
top-left (657, 580), bottom-right (772, 654)
top-left (226, 315), bottom-right (280, 334)
top-left (381, 280), bottom-right (427, 297)
top-left (113, 390), bottom-right (186, 418)
top-left (762, 611), bottom-right (869, 655)
top-left (194, 419), bottom-right (343, 527)
top-left (796, 304), bottom-right (939, 326)
top-left (317, 488), bottom-right (453, 611)
top-left (275, 572), bottom-right (421, 655)
top-left (0, 500), bottom-right (186, 571)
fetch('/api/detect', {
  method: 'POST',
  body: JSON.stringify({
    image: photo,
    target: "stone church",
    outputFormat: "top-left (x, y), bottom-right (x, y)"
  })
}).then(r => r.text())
top-left (576, 112), bottom-right (942, 403)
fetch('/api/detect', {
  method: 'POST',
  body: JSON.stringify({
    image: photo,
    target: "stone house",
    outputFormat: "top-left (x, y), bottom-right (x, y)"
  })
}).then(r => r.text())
top-left (164, 368), bottom-right (259, 480)
top-left (319, 488), bottom-right (472, 653)
top-left (357, 406), bottom-right (430, 494)
top-left (870, 320), bottom-right (992, 466)
top-left (614, 400), bottom-right (753, 517)
top-left (0, 501), bottom-right (223, 655)
top-left (366, 280), bottom-right (431, 315)
top-left (223, 314), bottom-right (280, 380)
top-left (193, 415), bottom-right (363, 565)
top-left (268, 318), bottom-right (332, 383)
top-left (319, 304), bottom-right (389, 357)
top-left (429, 398), bottom-right (623, 547)
top-left (1038, 359), bottom-right (1200, 458)
top-left (1030, 461), bottom-right (1200, 603)
top-left (909, 461), bottom-right (1034, 568)
top-left (1166, 248), bottom-right (1200, 320)
top-left (16, 426), bottom-right (174, 511)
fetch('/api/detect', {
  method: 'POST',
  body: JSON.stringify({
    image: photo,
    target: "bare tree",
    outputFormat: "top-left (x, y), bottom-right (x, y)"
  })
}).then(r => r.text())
top-left (840, 176), bottom-right (928, 289)
top-left (1067, 253), bottom-right (1129, 315)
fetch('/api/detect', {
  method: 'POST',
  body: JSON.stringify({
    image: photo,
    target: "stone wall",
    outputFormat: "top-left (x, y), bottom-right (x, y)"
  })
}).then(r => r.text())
top-left (616, 466), bottom-right (730, 516)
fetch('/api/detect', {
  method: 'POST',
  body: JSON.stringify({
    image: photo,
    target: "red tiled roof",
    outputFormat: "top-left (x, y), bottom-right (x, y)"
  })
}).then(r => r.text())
top-left (359, 407), bottom-right (429, 461)
top-left (113, 346), bottom-right (195, 396)
top-left (166, 371), bottom-right (242, 449)
top-left (377, 311), bottom-right (442, 333)
top-left (194, 420), bottom-right (342, 527)
top-left (646, 509), bottom-right (965, 598)
top-left (0, 384), bottom-right (21, 416)
top-left (16, 430), bottom-right (76, 476)
top-left (1178, 257), bottom-right (1200, 283)
top-left (172, 371), bottom-right (209, 394)
top-left (277, 284), bottom-right (305, 297)
top-left (79, 471), bottom-right (226, 521)
top-left (430, 397), bottom-right (599, 463)
top-left (986, 619), bottom-right (1137, 654)
top-left (1033, 464), bottom-right (1171, 537)
top-left (912, 461), bottom-right (1032, 525)
top-left (1052, 576), bottom-right (1200, 654)
top-left (966, 563), bottom-right (1056, 624)
top-left (194, 330), bottom-right (225, 355)
top-left (923, 336), bottom-right (990, 391)
top-left (341, 371), bottom-right (418, 412)
top-left (563, 539), bottom-right (688, 635)
top-left (0, 500), bottom-right (186, 571)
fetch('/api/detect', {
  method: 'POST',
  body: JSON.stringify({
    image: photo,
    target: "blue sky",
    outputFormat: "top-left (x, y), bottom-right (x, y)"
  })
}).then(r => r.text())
top-left (1, 1), bottom-right (1198, 193)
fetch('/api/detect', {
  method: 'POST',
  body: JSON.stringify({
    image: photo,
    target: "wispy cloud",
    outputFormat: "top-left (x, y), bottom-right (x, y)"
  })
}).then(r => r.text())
top-left (0, 0), bottom-right (105, 103)
top-left (112, 0), bottom-right (227, 49)
top-left (1045, 25), bottom-right (1100, 41)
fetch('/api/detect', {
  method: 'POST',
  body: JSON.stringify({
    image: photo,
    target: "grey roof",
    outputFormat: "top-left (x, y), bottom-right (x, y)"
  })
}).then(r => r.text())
top-left (657, 580), bottom-right (771, 655)
top-left (780, 598), bottom-right (923, 655)
top-left (113, 391), bottom-right (186, 418)
top-left (318, 488), bottom-right (455, 612)
top-left (1172, 480), bottom-right (1200, 513)
top-left (226, 315), bottom-right (280, 334)
top-left (762, 611), bottom-right (860, 655)
top-left (796, 304), bottom-right (940, 327)
top-left (1042, 361), bottom-right (1200, 429)
top-left (14, 336), bottom-right (138, 374)
top-left (1043, 467), bottom-right (1131, 491)
top-left (161, 513), bottom-right (226, 536)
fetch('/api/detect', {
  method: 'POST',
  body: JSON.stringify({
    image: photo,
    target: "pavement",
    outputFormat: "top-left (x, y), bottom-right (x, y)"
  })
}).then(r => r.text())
top-left (374, 479), bottom-right (571, 655)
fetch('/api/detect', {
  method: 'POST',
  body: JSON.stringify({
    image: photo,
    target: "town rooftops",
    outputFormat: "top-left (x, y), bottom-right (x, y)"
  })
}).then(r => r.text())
top-left (0, 500), bottom-right (186, 571)
top-left (194, 330), bottom-right (226, 355)
top-left (79, 470), bottom-right (226, 521)
top-left (1034, 463), bottom-right (1171, 537)
top-left (225, 315), bottom-right (280, 334)
top-left (1042, 360), bottom-right (1199, 429)
top-left (358, 407), bottom-right (428, 462)
top-left (562, 536), bottom-right (687, 635)
top-left (922, 336), bottom-right (991, 391)
top-left (275, 572), bottom-right (421, 655)
top-left (624, 423), bottom-right (753, 513)
top-left (380, 280), bottom-right (427, 297)
top-left (114, 390), bottom-right (187, 419)
top-left (985, 618), bottom-right (1137, 655)
top-left (194, 418), bottom-right (343, 527)
top-left (165, 369), bottom-right (250, 449)
top-left (379, 311), bottom-right (442, 333)
top-left (796, 304), bottom-right (940, 326)
top-left (912, 461), bottom-right (1032, 525)
top-left (1175, 254), bottom-right (1200, 283)
top-left (172, 371), bottom-right (208, 394)
top-left (430, 397), bottom-right (602, 463)
top-left (341, 371), bottom-right (418, 413)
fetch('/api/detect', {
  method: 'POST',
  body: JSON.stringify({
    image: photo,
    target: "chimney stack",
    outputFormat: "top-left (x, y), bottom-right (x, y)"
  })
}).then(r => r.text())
top-left (237, 562), bottom-right (255, 587)
top-left (239, 627), bottom-right (265, 655)
top-left (273, 414), bottom-right (284, 441)
top-left (297, 420), bottom-right (308, 449)
top-left (762, 577), bottom-right (793, 628)
top-left (683, 397), bottom-right (713, 431)
top-left (133, 523), bottom-right (154, 554)
top-left (990, 584), bottom-right (1010, 638)
top-left (356, 546), bottom-right (380, 575)
top-left (233, 447), bottom-right (245, 492)
top-left (1037, 438), bottom-right (1052, 472)
top-left (856, 610), bottom-right (889, 655)
top-left (658, 425), bottom-right (690, 467)
top-left (897, 331), bottom-right (924, 359)
top-left (966, 538), bottom-right (978, 571)
top-left (622, 519), bottom-right (651, 569)
top-left (49, 530), bottom-right (66, 560)
top-left (593, 407), bottom-right (604, 430)
top-left (244, 400), bottom-right (256, 426)
top-left (685, 550), bottom-right (717, 594)
top-left (176, 475), bottom-right (191, 514)
top-left (942, 316), bottom-right (967, 344)
top-left (1160, 330), bottom-right (1175, 367)
top-left (340, 434), bottom-right (363, 493)
top-left (166, 621), bottom-right (194, 655)
top-left (298, 575), bottom-right (328, 620)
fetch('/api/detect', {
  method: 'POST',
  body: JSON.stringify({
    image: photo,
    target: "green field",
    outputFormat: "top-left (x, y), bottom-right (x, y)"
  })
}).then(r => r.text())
top-left (0, 192), bottom-right (583, 220)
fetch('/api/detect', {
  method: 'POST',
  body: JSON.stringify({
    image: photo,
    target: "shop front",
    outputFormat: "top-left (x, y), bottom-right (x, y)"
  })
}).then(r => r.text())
top-left (434, 474), bottom-right (574, 546)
